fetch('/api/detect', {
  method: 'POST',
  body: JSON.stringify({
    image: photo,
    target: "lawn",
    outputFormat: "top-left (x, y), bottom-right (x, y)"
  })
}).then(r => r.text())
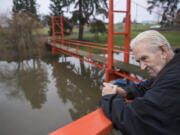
top-left (64, 30), bottom-right (180, 49)
top-left (43, 23), bottom-right (180, 51)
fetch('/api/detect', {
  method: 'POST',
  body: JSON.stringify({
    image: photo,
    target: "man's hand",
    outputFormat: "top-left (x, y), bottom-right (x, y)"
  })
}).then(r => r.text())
top-left (102, 82), bottom-right (127, 98)
top-left (102, 83), bottom-right (117, 96)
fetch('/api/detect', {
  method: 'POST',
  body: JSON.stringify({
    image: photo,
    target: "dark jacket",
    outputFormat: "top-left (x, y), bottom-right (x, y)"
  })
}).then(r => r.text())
top-left (100, 49), bottom-right (180, 135)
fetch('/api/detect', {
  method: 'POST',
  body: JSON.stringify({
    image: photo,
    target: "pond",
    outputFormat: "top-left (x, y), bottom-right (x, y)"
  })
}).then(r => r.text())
top-left (0, 54), bottom-right (105, 135)
top-left (0, 42), bottom-right (143, 135)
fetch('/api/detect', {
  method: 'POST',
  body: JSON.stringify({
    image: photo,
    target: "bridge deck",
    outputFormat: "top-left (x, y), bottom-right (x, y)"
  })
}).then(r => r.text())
top-left (48, 41), bottom-right (149, 79)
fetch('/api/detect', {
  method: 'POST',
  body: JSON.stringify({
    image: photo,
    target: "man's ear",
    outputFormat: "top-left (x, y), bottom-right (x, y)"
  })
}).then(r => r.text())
top-left (159, 45), bottom-right (168, 59)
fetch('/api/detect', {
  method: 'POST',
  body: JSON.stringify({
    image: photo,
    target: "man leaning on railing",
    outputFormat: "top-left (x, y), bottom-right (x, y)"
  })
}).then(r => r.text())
top-left (100, 30), bottom-right (180, 135)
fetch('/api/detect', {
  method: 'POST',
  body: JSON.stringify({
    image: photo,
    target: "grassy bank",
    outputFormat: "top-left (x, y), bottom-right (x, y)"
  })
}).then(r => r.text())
top-left (40, 23), bottom-right (180, 49)
top-left (64, 30), bottom-right (180, 49)
top-left (20, 25), bottom-right (180, 55)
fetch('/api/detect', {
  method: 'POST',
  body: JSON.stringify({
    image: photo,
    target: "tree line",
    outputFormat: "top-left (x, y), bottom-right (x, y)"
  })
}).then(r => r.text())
top-left (10, 0), bottom-right (180, 40)
top-left (12, 0), bottom-right (108, 40)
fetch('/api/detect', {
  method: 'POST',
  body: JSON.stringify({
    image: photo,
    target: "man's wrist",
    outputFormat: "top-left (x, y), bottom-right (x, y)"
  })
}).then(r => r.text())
top-left (116, 87), bottom-right (127, 98)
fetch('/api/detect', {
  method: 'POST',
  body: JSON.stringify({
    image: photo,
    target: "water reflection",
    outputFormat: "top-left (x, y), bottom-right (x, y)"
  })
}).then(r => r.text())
top-left (52, 57), bottom-right (104, 120)
top-left (16, 60), bottom-right (49, 109)
top-left (0, 59), bottom-right (49, 109)
top-left (0, 54), bottom-right (107, 135)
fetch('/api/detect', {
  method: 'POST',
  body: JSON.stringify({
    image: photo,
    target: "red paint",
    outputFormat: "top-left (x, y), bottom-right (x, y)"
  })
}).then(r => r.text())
top-left (48, 108), bottom-right (113, 135)
top-left (106, 0), bottom-right (131, 82)
top-left (51, 15), bottom-right (64, 55)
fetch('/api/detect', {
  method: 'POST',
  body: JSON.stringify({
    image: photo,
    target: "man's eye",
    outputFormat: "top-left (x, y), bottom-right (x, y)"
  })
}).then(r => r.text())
top-left (141, 56), bottom-right (147, 61)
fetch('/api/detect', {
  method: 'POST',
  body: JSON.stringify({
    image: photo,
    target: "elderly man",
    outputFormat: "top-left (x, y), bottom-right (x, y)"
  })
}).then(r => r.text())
top-left (100, 30), bottom-right (180, 135)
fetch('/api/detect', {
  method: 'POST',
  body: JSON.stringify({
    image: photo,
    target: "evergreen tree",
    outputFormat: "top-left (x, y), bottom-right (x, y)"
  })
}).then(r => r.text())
top-left (29, 0), bottom-right (37, 15)
top-left (49, 0), bottom-right (69, 16)
top-left (49, 0), bottom-right (73, 35)
top-left (12, 0), bottom-right (24, 13)
top-left (12, 0), bottom-right (37, 16)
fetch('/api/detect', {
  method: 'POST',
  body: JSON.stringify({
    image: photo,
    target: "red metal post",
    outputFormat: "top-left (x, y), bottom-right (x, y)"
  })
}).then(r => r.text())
top-left (124, 0), bottom-right (131, 63)
top-left (106, 0), bottom-right (114, 82)
top-left (88, 47), bottom-right (92, 58)
top-left (76, 45), bottom-right (79, 54)
top-left (52, 16), bottom-right (56, 55)
top-left (60, 16), bottom-right (64, 45)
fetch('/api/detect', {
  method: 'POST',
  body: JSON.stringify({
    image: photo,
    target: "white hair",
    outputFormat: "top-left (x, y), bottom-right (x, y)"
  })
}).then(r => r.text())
top-left (130, 30), bottom-right (171, 51)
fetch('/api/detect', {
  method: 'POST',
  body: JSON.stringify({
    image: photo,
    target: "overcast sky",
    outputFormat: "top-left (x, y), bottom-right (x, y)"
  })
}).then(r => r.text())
top-left (0, 0), bottom-right (158, 23)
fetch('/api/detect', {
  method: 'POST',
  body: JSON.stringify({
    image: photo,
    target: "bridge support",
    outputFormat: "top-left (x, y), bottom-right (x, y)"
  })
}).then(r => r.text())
top-left (51, 15), bottom-right (64, 55)
top-left (51, 0), bottom-right (132, 83)
top-left (106, 0), bottom-right (131, 82)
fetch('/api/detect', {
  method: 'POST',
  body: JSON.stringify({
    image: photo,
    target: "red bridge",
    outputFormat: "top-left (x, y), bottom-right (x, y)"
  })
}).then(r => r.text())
top-left (48, 0), bottom-right (148, 134)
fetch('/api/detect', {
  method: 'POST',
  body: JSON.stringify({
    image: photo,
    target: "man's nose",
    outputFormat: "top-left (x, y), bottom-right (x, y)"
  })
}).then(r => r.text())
top-left (140, 62), bottom-right (147, 70)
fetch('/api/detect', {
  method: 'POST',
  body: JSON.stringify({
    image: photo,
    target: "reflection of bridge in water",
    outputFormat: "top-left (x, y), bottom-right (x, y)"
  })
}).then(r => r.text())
top-left (52, 60), bottom-right (103, 120)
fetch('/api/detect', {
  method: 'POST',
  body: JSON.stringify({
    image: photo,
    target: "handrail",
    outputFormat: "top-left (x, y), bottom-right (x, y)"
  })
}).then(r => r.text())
top-left (48, 108), bottom-right (113, 135)
top-left (64, 39), bottom-right (125, 50)
top-left (52, 39), bottom-right (132, 54)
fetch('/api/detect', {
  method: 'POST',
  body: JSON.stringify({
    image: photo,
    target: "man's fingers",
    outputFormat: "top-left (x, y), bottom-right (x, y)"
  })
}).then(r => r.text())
top-left (113, 85), bottom-right (117, 91)
top-left (102, 85), bottom-right (118, 96)
top-left (103, 82), bottom-right (113, 87)
top-left (103, 82), bottom-right (108, 86)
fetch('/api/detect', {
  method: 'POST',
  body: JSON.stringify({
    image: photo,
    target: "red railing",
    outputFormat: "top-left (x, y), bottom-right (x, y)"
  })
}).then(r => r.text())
top-left (48, 108), bottom-right (113, 135)
top-left (54, 39), bottom-right (130, 54)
